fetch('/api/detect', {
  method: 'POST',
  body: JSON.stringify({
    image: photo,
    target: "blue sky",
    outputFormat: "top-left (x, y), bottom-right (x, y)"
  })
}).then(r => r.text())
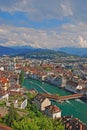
top-left (0, 11), bottom-right (70, 29)
top-left (0, 0), bottom-right (87, 48)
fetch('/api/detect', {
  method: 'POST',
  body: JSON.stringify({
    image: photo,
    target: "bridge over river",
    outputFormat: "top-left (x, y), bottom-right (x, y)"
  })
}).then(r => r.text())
top-left (41, 93), bottom-right (84, 103)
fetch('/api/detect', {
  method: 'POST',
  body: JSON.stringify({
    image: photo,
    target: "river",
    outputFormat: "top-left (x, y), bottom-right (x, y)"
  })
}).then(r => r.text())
top-left (23, 78), bottom-right (87, 124)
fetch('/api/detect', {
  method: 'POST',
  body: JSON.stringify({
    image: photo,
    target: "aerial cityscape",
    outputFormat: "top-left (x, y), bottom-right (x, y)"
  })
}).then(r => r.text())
top-left (0, 0), bottom-right (87, 130)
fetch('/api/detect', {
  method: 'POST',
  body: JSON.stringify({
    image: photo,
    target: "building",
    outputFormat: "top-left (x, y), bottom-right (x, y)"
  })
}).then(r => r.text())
top-left (45, 105), bottom-right (61, 119)
top-left (65, 80), bottom-right (86, 94)
top-left (6, 96), bottom-right (27, 109)
top-left (62, 116), bottom-right (87, 130)
top-left (65, 80), bottom-right (79, 93)
top-left (0, 77), bottom-right (10, 100)
top-left (0, 77), bottom-right (10, 91)
top-left (34, 93), bottom-right (51, 111)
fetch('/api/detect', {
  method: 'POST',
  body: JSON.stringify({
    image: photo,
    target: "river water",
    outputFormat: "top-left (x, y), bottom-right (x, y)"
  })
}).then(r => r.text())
top-left (23, 78), bottom-right (87, 124)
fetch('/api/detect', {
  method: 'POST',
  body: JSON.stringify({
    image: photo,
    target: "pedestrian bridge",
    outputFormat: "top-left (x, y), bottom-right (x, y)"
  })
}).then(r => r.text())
top-left (41, 93), bottom-right (84, 103)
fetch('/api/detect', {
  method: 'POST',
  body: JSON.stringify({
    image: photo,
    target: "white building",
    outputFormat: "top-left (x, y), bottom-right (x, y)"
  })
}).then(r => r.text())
top-left (45, 105), bottom-right (61, 119)
top-left (6, 98), bottom-right (27, 109)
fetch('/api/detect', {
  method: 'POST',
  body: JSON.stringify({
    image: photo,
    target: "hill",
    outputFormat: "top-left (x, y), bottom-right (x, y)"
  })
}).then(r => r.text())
top-left (0, 46), bottom-right (15, 55)
top-left (58, 47), bottom-right (87, 56)
top-left (0, 45), bottom-right (86, 58)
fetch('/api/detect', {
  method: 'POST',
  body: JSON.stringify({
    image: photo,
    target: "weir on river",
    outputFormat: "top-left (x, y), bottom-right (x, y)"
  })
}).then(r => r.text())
top-left (26, 80), bottom-right (51, 94)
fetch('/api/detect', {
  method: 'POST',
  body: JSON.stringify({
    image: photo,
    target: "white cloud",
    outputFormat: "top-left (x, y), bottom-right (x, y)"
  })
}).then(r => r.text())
top-left (78, 36), bottom-right (87, 48)
top-left (0, 23), bottom-right (87, 49)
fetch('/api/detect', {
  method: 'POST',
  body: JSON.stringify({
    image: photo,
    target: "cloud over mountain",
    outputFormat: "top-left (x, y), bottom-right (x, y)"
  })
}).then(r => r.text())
top-left (0, 23), bottom-right (87, 49)
top-left (78, 36), bottom-right (87, 48)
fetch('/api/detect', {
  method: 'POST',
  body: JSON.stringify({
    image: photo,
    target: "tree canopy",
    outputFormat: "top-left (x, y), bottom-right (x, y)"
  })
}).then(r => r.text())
top-left (19, 70), bottom-right (24, 85)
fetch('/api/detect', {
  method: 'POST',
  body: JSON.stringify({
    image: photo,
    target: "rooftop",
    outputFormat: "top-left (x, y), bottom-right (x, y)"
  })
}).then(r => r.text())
top-left (34, 93), bottom-right (47, 103)
top-left (45, 105), bottom-right (61, 114)
top-left (0, 124), bottom-right (12, 130)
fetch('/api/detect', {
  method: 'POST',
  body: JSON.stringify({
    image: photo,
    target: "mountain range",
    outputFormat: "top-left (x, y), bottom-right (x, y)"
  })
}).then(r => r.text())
top-left (57, 47), bottom-right (87, 56)
top-left (0, 45), bottom-right (34, 56)
top-left (0, 45), bottom-right (87, 57)
top-left (0, 46), bottom-right (15, 55)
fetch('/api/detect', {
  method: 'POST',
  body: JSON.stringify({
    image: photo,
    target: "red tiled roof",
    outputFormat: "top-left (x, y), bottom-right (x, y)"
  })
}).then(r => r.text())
top-left (0, 77), bottom-right (9, 84)
top-left (9, 91), bottom-right (23, 96)
top-left (0, 124), bottom-right (12, 130)
top-left (45, 105), bottom-right (61, 114)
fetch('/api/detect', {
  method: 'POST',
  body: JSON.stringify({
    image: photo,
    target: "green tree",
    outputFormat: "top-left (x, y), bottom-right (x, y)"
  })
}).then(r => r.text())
top-left (12, 117), bottom-right (39, 130)
top-left (0, 116), bottom-right (3, 123)
top-left (5, 104), bottom-right (19, 127)
top-left (38, 117), bottom-right (53, 130)
top-left (19, 70), bottom-right (24, 85)
top-left (53, 118), bottom-right (65, 130)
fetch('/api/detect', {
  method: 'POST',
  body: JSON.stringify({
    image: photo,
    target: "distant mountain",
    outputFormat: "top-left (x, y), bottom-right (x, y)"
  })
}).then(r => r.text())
top-left (10, 45), bottom-right (34, 50)
top-left (58, 47), bottom-right (87, 56)
top-left (0, 45), bottom-right (86, 58)
top-left (82, 53), bottom-right (87, 57)
top-left (10, 45), bottom-right (35, 55)
top-left (0, 45), bottom-right (34, 56)
top-left (0, 45), bottom-right (50, 56)
top-left (0, 46), bottom-right (15, 56)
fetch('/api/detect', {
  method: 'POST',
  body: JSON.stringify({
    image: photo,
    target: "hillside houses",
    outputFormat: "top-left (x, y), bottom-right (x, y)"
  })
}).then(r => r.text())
top-left (34, 93), bottom-right (62, 119)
